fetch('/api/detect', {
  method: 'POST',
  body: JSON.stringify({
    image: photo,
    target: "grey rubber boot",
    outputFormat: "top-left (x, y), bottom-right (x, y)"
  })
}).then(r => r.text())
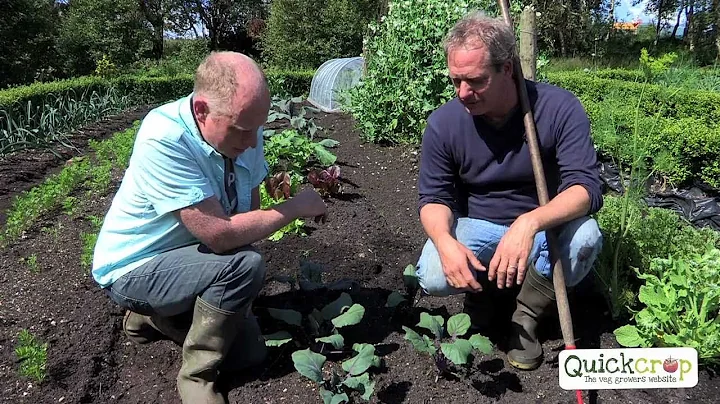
top-left (506, 266), bottom-right (556, 370)
top-left (176, 297), bottom-right (245, 404)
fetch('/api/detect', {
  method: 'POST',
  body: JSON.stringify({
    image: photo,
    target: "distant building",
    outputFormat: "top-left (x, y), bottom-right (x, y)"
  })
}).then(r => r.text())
top-left (613, 19), bottom-right (642, 34)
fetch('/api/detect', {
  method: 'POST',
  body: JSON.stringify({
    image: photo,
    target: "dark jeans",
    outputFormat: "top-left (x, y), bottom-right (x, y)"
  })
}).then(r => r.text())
top-left (105, 244), bottom-right (266, 317)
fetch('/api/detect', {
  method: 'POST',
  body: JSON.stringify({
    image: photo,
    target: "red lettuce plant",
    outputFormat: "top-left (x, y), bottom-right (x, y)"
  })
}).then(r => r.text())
top-left (265, 172), bottom-right (292, 200)
top-left (308, 165), bottom-right (341, 195)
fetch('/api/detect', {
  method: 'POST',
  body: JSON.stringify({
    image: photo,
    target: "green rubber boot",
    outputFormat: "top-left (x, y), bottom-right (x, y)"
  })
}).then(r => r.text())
top-left (506, 267), bottom-right (556, 370)
top-left (176, 297), bottom-right (245, 404)
top-left (123, 310), bottom-right (190, 346)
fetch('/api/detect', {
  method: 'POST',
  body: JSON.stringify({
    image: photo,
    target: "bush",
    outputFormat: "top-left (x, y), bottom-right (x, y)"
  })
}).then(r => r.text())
top-left (346, 0), bottom-right (509, 145)
top-left (579, 83), bottom-right (720, 188)
top-left (545, 71), bottom-right (720, 126)
top-left (262, 0), bottom-right (382, 69)
top-left (593, 194), bottom-right (720, 320)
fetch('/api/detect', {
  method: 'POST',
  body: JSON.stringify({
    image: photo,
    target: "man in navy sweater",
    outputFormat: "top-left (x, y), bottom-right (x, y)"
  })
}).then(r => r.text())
top-left (415, 11), bottom-right (604, 370)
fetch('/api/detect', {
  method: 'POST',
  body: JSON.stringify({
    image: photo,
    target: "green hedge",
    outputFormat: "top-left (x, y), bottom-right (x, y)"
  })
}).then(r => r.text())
top-left (0, 70), bottom-right (315, 114)
top-left (545, 71), bottom-right (720, 126)
top-left (547, 71), bottom-right (720, 188)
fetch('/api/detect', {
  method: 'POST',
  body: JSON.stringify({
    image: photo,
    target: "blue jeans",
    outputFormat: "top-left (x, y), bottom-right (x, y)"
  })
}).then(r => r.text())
top-left (416, 216), bottom-right (603, 297)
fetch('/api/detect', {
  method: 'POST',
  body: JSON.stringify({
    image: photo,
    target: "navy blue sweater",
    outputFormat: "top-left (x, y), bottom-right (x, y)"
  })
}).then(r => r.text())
top-left (418, 80), bottom-right (603, 226)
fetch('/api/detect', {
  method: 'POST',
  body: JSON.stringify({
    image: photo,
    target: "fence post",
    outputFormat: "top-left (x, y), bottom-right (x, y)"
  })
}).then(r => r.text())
top-left (519, 5), bottom-right (537, 81)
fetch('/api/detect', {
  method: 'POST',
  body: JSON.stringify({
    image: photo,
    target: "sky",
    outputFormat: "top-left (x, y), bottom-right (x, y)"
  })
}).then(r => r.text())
top-left (615, 0), bottom-right (653, 23)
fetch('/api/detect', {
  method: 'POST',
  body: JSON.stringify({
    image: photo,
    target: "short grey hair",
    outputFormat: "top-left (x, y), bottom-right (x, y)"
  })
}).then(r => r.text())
top-left (193, 52), bottom-right (239, 116)
top-left (443, 11), bottom-right (516, 70)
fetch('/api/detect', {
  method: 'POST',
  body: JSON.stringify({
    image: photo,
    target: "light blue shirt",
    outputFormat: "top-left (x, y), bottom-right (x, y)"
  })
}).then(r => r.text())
top-left (91, 94), bottom-right (269, 288)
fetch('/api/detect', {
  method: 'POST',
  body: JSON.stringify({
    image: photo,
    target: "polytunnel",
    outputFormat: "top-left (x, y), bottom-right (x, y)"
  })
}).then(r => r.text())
top-left (307, 57), bottom-right (364, 113)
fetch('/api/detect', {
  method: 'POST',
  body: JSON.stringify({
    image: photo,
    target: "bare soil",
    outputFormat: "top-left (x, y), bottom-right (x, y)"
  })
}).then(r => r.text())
top-left (1, 107), bottom-right (718, 404)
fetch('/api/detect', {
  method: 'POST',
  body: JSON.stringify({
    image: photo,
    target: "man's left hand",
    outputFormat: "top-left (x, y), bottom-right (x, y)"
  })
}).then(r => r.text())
top-left (488, 214), bottom-right (538, 289)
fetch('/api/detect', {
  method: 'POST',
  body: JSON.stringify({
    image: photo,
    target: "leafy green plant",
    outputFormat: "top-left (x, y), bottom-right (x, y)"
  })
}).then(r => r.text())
top-left (20, 254), bottom-right (39, 273)
top-left (292, 344), bottom-right (380, 404)
top-left (81, 216), bottom-right (104, 271)
top-left (385, 264), bottom-right (422, 309)
top-left (639, 48), bottom-right (678, 81)
top-left (614, 248), bottom-right (720, 365)
top-left (266, 95), bottom-right (324, 140)
top-left (15, 329), bottom-right (48, 382)
top-left (259, 177), bottom-right (306, 242)
top-left (94, 54), bottom-right (117, 78)
top-left (264, 129), bottom-right (337, 182)
top-left (264, 288), bottom-right (377, 402)
top-left (265, 291), bottom-right (366, 350)
top-left (0, 86), bottom-right (132, 156)
top-left (347, 0), bottom-right (512, 144)
top-left (1, 122), bottom-right (139, 245)
top-left (402, 312), bottom-right (493, 381)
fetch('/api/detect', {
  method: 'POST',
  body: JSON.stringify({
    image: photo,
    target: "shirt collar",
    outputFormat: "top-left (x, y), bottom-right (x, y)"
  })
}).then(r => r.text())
top-left (179, 93), bottom-right (217, 157)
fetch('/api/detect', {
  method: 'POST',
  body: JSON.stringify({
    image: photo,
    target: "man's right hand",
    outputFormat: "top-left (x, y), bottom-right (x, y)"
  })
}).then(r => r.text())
top-left (288, 188), bottom-right (328, 222)
top-left (436, 235), bottom-right (486, 292)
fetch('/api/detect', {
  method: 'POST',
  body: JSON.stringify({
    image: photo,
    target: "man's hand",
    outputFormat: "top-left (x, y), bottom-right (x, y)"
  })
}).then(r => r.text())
top-left (288, 188), bottom-right (328, 223)
top-left (488, 215), bottom-right (538, 289)
top-left (437, 235), bottom-right (486, 292)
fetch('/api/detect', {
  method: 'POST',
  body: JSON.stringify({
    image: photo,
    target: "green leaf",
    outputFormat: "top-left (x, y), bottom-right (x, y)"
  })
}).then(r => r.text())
top-left (403, 264), bottom-right (419, 290)
top-left (402, 326), bottom-right (436, 354)
top-left (417, 312), bottom-right (444, 339)
top-left (638, 285), bottom-right (668, 308)
top-left (320, 389), bottom-right (348, 404)
top-left (343, 373), bottom-right (375, 400)
top-left (468, 334), bottom-right (493, 354)
top-left (441, 338), bottom-right (473, 365)
top-left (331, 304), bottom-right (365, 328)
top-left (342, 344), bottom-right (376, 376)
top-left (267, 308), bottom-right (302, 327)
top-left (308, 309), bottom-right (323, 336)
top-left (263, 331), bottom-right (293, 347)
top-left (385, 291), bottom-right (406, 308)
top-left (318, 139), bottom-right (340, 148)
top-left (291, 349), bottom-right (326, 383)
top-left (316, 334), bottom-right (345, 349)
top-left (321, 293), bottom-right (353, 321)
top-left (614, 325), bottom-right (646, 347)
top-left (447, 313), bottom-right (471, 337)
top-left (313, 144), bottom-right (337, 166)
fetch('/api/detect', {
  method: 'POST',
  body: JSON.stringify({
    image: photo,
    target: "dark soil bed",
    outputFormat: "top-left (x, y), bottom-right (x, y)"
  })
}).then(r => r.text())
top-left (0, 105), bottom-right (155, 228)
top-left (1, 107), bottom-right (717, 404)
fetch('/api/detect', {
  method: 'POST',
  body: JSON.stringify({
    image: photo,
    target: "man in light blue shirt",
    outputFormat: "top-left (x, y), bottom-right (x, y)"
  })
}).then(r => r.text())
top-left (92, 52), bottom-right (327, 404)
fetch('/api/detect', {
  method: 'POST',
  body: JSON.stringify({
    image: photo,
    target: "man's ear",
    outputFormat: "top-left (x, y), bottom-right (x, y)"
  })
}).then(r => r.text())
top-left (192, 97), bottom-right (210, 124)
top-left (502, 58), bottom-right (513, 77)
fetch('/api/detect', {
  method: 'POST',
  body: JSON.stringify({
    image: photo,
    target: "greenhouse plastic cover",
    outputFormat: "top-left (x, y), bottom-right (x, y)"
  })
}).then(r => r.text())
top-left (308, 57), bottom-right (364, 113)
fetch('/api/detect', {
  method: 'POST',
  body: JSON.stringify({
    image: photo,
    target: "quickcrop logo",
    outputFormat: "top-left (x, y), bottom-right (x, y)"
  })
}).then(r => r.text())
top-left (558, 347), bottom-right (698, 390)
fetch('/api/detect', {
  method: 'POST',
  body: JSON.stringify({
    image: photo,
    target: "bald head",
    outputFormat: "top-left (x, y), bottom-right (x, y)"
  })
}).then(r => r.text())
top-left (193, 51), bottom-right (270, 117)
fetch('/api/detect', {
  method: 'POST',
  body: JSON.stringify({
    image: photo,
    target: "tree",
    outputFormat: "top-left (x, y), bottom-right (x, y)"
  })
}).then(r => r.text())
top-left (57, 0), bottom-right (154, 76)
top-left (0, 0), bottom-right (61, 86)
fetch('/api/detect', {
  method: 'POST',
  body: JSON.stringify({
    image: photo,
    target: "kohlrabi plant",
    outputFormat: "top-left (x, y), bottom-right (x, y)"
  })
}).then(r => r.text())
top-left (264, 291), bottom-right (365, 353)
top-left (292, 343), bottom-right (381, 403)
top-left (263, 288), bottom-right (377, 402)
top-left (385, 264), bottom-right (422, 309)
top-left (403, 312), bottom-right (493, 381)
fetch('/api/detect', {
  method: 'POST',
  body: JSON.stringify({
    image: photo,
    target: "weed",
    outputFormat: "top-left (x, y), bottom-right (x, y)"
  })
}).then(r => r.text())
top-left (15, 330), bottom-right (48, 383)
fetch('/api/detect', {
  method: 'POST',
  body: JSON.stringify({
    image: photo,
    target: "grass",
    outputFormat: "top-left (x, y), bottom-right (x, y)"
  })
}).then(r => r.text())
top-left (15, 330), bottom-right (48, 382)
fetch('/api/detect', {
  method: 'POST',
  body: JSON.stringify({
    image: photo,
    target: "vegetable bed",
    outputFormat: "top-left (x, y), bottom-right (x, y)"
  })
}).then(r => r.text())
top-left (0, 107), bottom-right (718, 404)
